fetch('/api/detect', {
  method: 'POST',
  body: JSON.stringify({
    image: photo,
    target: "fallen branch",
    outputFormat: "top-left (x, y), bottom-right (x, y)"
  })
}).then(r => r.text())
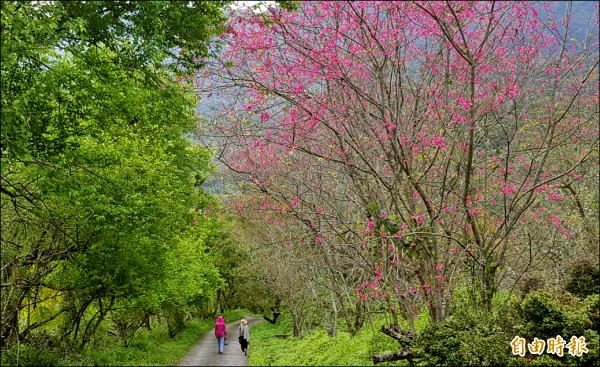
top-left (373, 350), bottom-right (414, 364)
top-left (380, 325), bottom-right (415, 347)
top-left (372, 325), bottom-right (418, 365)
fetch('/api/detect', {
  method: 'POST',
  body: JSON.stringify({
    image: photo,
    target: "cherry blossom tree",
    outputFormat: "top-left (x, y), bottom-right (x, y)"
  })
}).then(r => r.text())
top-left (199, 0), bottom-right (599, 331)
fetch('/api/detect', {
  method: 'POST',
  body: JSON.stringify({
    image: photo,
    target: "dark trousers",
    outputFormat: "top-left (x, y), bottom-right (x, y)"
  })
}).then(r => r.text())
top-left (239, 337), bottom-right (249, 352)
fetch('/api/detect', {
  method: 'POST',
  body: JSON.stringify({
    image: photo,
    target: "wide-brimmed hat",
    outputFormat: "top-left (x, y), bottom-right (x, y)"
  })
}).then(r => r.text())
top-left (241, 319), bottom-right (247, 325)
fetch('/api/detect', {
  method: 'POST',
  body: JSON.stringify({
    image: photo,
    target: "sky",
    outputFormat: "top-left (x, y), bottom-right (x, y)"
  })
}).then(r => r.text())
top-left (230, 0), bottom-right (277, 13)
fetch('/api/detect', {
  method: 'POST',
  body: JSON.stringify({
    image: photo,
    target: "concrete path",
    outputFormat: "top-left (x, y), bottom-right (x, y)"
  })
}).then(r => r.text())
top-left (177, 316), bottom-right (262, 366)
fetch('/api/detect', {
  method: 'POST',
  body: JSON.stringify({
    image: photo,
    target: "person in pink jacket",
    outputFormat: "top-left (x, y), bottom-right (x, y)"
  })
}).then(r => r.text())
top-left (215, 315), bottom-right (227, 355)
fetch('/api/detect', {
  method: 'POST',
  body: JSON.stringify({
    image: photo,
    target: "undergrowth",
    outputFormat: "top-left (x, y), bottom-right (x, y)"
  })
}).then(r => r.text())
top-left (248, 312), bottom-right (429, 366)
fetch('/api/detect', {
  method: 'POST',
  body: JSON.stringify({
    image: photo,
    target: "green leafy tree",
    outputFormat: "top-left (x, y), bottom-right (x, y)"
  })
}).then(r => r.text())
top-left (1, 0), bottom-right (229, 349)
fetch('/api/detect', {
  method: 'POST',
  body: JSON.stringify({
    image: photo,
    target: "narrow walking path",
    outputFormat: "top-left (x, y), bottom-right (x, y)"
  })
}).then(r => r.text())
top-left (177, 316), bottom-right (262, 366)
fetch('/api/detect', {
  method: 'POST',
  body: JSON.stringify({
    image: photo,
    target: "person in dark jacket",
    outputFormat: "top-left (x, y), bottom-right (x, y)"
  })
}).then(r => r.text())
top-left (238, 319), bottom-right (250, 356)
top-left (215, 315), bottom-right (227, 355)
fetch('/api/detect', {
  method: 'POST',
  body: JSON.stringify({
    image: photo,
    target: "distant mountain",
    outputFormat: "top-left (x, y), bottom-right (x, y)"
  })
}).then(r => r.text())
top-left (546, 1), bottom-right (598, 41)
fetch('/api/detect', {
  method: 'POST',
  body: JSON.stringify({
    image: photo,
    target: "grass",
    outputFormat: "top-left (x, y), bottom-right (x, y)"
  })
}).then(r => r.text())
top-left (248, 312), bottom-right (430, 366)
top-left (61, 318), bottom-right (214, 366)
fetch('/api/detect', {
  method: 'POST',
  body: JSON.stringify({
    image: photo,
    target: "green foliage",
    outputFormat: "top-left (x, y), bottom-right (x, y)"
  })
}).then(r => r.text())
top-left (2, 1), bottom-right (229, 75)
top-left (565, 262), bottom-right (600, 298)
top-left (505, 329), bottom-right (599, 367)
top-left (413, 288), bottom-right (599, 366)
top-left (0, 343), bottom-right (61, 367)
top-left (511, 290), bottom-right (598, 366)
top-left (517, 291), bottom-right (566, 340)
top-left (248, 313), bottom-right (414, 366)
top-left (575, 328), bottom-right (598, 366)
top-left (367, 202), bottom-right (379, 213)
top-left (507, 354), bottom-right (568, 366)
top-left (584, 294), bottom-right (600, 328)
top-left (1, 0), bottom-right (230, 350)
top-left (415, 301), bottom-right (515, 366)
top-left (1, 1), bottom-right (228, 162)
top-left (516, 290), bottom-right (594, 340)
top-left (275, 1), bottom-right (301, 12)
top-left (109, 308), bottom-right (152, 347)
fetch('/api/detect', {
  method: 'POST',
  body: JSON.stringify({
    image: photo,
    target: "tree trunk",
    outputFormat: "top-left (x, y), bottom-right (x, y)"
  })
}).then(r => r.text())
top-left (0, 307), bottom-right (19, 350)
top-left (330, 291), bottom-right (338, 337)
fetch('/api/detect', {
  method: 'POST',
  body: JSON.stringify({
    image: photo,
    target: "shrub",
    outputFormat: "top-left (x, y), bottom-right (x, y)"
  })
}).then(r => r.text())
top-left (512, 290), bottom-right (598, 366)
top-left (516, 290), bottom-right (596, 340)
top-left (414, 299), bottom-right (516, 366)
top-left (0, 342), bottom-right (61, 366)
top-left (516, 291), bottom-right (565, 340)
top-left (584, 294), bottom-right (599, 328)
top-left (564, 262), bottom-right (600, 298)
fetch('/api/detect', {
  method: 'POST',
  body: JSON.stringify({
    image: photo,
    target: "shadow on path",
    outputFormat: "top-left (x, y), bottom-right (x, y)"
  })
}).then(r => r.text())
top-left (177, 316), bottom-right (262, 366)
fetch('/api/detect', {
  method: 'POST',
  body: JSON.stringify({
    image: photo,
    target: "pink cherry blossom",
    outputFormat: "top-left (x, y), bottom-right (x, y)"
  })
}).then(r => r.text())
top-left (548, 192), bottom-right (564, 201)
